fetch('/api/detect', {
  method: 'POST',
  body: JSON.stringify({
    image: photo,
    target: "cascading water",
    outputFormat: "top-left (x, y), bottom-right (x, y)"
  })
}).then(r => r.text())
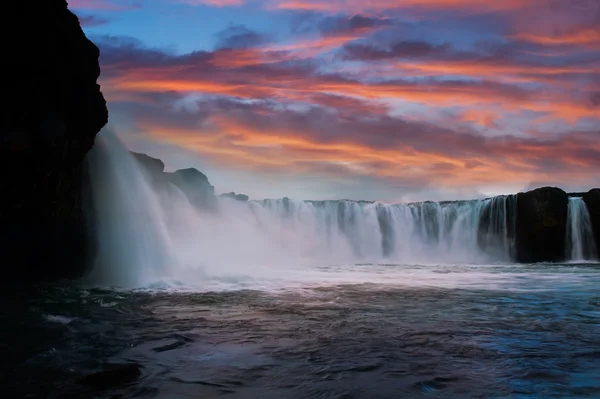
top-left (85, 129), bottom-right (176, 287)
top-left (85, 129), bottom-right (519, 288)
top-left (565, 197), bottom-right (598, 262)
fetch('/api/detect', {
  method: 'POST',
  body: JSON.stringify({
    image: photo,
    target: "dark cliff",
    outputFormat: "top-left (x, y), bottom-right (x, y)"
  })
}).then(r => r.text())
top-left (1, 1), bottom-right (108, 280)
top-left (131, 153), bottom-right (217, 209)
top-left (583, 188), bottom-right (600, 259)
top-left (515, 187), bottom-right (569, 263)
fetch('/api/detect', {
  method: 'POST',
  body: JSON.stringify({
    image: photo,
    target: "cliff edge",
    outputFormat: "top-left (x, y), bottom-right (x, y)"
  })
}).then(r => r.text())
top-left (0, 1), bottom-right (108, 280)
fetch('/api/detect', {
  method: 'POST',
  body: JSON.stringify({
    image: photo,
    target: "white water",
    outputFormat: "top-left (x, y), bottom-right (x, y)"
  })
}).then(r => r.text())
top-left (566, 197), bottom-right (598, 262)
top-left (85, 131), bottom-right (175, 287)
top-left (86, 130), bottom-right (521, 289)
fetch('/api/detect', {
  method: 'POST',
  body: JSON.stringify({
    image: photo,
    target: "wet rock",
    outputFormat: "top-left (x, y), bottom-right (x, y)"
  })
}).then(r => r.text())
top-left (582, 188), bottom-right (600, 259)
top-left (79, 363), bottom-right (141, 389)
top-left (0, 0), bottom-right (108, 281)
top-left (515, 187), bottom-right (569, 262)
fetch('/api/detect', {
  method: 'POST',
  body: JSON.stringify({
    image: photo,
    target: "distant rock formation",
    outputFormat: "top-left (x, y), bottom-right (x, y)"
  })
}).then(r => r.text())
top-left (220, 192), bottom-right (250, 202)
top-left (515, 187), bottom-right (569, 263)
top-left (167, 168), bottom-right (216, 209)
top-left (582, 188), bottom-right (600, 259)
top-left (131, 153), bottom-right (216, 209)
top-left (131, 152), bottom-right (165, 175)
top-left (1, 0), bottom-right (108, 281)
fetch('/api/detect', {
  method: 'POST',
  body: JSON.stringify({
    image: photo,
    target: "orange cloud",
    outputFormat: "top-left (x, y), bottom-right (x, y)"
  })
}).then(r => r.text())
top-left (179, 0), bottom-right (546, 14)
top-left (133, 107), bottom-right (599, 192)
top-left (461, 110), bottom-right (497, 128)
top-left (181, 0), bottom-right (245, 6)
top-left (102, 60), bottom-right (598, 124)
top-left (68, 0), bottom-right (138, 11)
top-left (272, 0), bottom-right (541, 13)
top-left (512, 28), bottom-right (600, 47)
top-left (209, 35), bottom-right (368, 68)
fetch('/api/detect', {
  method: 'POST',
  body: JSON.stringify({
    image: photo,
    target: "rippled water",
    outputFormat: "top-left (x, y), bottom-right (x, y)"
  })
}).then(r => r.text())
top-left (2, 263), bottom-right (600, 398)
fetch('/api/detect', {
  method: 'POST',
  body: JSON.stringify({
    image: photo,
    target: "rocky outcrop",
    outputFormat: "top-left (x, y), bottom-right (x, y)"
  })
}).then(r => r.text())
top-left (515, 187), bottom-right (569, 263)
top-left (131, 154), bottom-right (217, 209)
top-left (1, 1), bottom-right (108, 280)
top-left (582, 188), bottom-right (600, 259)
top-left (131, 152), bottom-right (165, 175)
top-left (167, 168), bottom-right (216, 209)
top-left (220, 192), bottom-right (250, 202)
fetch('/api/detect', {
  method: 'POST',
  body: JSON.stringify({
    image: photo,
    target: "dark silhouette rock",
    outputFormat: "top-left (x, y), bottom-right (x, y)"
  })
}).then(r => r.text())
top-left (515, 187), bottom-right (569, 263)
top-left (78, 363), bottom-right (141, 389)
top-left (167, 168), bottom-right (216, 208)
top-left (220, 192), bottom-right (250, 201)
top-left (130, 154), bottom-right (217, 209)
top-left (0, 0), bottom-right (108, 281)
top-left (582, 188), bottom-right (600, 259)
top-left (131, 152), bottom-right (165, 174)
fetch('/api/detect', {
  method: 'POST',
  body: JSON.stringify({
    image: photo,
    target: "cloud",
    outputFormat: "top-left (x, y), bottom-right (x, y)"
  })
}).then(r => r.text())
top-left (214, 25), bottom-right (266, 50)
top-left (512, 29), bottom-right (600, 47)
top-left (270, 0), bottom-right (547, 14)
top-left (316, 14), bottom-right (392, 37)
top-left (181, 0), bottom-right (245, 6)
top-left (68, 0), bottom-right (140, 11)
top-left (77, 14), bottom-right (110, 27)
top-left (96, 35), bottom-right (600, 125)
top-left (94, 0), bottom-right (600, 200)
top-left (110, 92), bottom-right (600, 199)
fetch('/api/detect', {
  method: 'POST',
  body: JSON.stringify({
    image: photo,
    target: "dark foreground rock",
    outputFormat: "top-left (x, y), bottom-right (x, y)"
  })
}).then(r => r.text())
top-left (0, 1), bottom-right (108, 281)
top-left (78, 363), bottom-right (141, 389)
top-left (515, 187), bottom-right (569, 263)
top-left (582, 188), bottom-right (600, 259)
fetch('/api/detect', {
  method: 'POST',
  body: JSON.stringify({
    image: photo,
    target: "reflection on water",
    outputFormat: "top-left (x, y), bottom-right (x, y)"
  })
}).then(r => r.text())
top-left (2, 263), bottom-right (600, 398)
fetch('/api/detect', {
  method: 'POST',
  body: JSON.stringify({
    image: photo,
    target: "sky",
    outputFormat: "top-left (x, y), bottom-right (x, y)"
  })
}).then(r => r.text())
top-left (70, 0), bottom-right (600, 202)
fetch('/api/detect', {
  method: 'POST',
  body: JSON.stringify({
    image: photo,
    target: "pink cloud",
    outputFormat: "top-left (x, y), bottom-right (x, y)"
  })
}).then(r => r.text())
top-left (68, 0), bottom-right (139, 11)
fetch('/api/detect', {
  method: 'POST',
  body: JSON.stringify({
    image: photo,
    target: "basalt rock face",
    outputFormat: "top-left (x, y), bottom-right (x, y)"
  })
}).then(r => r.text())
top-left (515, 187), bottom-right (569, 263)
top-left (0, 1), bottom-right (108, 281)
top-left (582, 188), bottom-right (600, 259)
top-left (131, 155), bottom-right (217, 209)
top-left (167, 168), bottom-right (216, 209)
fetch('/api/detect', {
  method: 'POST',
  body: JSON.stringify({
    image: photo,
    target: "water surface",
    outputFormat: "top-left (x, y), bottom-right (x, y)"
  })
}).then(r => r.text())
top-left (2, 263), bottom-right (600, 398)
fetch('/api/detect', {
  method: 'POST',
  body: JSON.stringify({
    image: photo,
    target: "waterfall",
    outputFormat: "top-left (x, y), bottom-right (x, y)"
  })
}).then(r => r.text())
top-left (85, 129), bottom-right (521, 288)
top-left (85, 129), bottom-right (176, 287)
top-left (254, 197), bottom-right (516, 264)
top-left (565, 197), bottom-right (598, 262)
